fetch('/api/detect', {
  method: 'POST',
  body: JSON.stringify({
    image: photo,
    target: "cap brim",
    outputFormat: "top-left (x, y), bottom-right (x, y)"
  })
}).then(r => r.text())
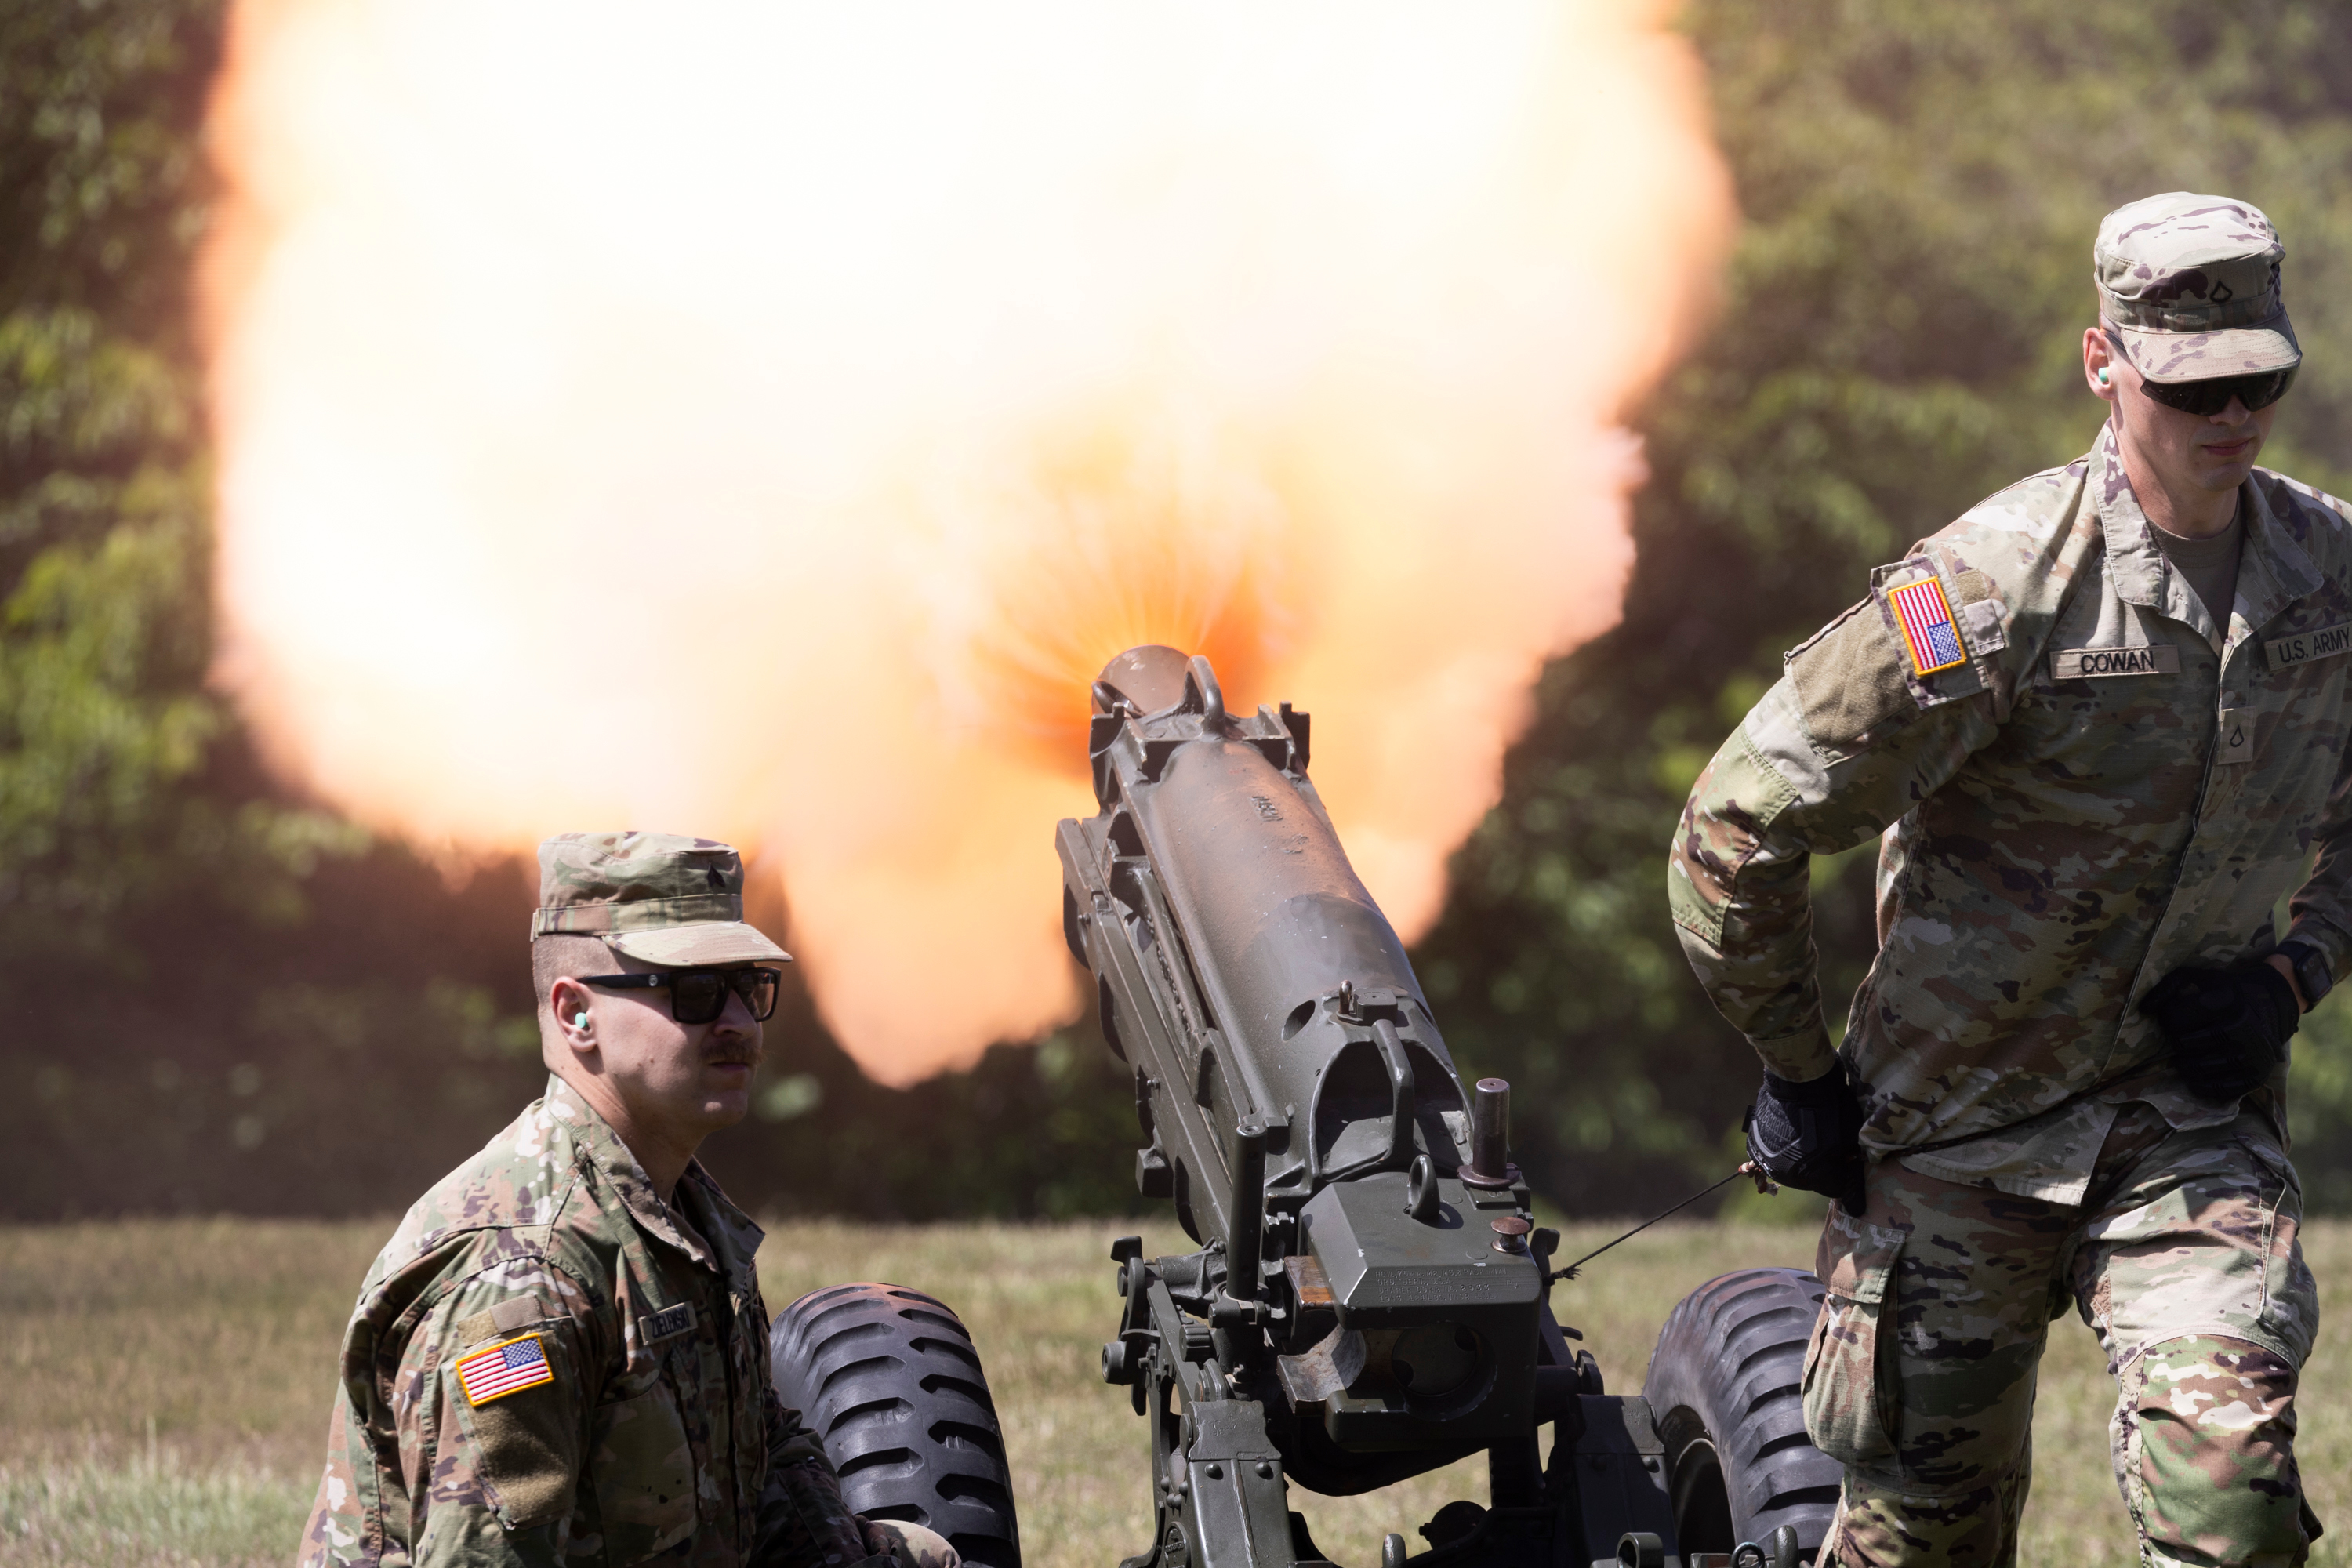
top-left (2115, 313), bottom-right (2300, 384)
top-left (608, 923), bottom-right (792, 966)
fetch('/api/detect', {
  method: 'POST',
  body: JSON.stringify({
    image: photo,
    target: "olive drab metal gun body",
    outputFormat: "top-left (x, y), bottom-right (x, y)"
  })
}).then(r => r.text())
top-left (1057, 647), bottom-right (1688, 1568)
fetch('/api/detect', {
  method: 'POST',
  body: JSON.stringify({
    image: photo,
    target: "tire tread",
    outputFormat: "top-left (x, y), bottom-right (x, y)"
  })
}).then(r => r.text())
top-left (771, 1282), bottom-right (1021, 1568)
top-left (1642, 1267), bottom-right (1839, 1561)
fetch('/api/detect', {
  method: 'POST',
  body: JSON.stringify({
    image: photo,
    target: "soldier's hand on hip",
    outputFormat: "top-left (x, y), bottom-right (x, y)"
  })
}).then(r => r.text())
top-left (2140, 961), bottom-right (2299, 1104)
top-left (862, 1519), bottom-right (962, 1568)
top-left (1744, 1062), bottom-right (1870, 1216)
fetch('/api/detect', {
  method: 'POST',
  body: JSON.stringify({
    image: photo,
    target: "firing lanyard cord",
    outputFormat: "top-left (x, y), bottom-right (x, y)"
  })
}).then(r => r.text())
top-left (1554, 1167), bottom-right (1745, 1280)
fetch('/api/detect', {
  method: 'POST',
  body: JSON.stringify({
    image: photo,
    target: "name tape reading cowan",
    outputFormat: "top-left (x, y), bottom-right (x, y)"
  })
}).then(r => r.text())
top-left (2052, 645), bottom-right (2180, 679)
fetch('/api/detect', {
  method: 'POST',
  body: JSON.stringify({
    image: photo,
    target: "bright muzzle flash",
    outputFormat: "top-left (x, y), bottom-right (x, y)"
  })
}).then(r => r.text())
top-left (202, 0), bottom-right (1733, 1081)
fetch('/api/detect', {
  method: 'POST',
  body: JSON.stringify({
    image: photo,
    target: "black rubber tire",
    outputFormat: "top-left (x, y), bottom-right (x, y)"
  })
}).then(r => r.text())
top-left (1642, 1268), bottom-right (1842, 1563)
top-left (770, 1282), bottom-right (1021, 1568)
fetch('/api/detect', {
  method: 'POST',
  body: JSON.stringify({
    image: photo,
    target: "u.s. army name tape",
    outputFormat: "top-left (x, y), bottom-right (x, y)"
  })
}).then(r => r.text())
top-left (2267, 622), bottom-right (2352, 670)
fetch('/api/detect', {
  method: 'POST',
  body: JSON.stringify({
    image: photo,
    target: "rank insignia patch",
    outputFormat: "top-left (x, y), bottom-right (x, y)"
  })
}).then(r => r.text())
top-left (456, 1333), bottom-right (554, 1406)
top-left (1887, 575), bottom-right (1968, 677)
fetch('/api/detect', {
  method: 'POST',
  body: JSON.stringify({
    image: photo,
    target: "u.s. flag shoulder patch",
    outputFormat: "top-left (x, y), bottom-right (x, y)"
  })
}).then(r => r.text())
top-left (1886, 575), bottom-right (1968, 677)
top-left (456, 1332), bottom-right (554, 1406)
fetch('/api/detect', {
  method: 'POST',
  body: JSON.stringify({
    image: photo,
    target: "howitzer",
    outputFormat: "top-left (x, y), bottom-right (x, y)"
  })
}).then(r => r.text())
top-left (1055, 646), bottom-right (1838, 1568)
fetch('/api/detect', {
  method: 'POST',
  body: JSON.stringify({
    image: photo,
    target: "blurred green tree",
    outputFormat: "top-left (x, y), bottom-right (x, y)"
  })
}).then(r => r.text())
top-left (0, 1), bottom-right (559, 1218)
top-left (0, 0), bottom-right (356, 954)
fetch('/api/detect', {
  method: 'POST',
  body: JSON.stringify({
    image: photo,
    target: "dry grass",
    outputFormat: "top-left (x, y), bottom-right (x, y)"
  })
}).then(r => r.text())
top-left (0, 1218), bottom-right (381, 1566)
top-left (2, 1214), bottom-right (2347, 1566)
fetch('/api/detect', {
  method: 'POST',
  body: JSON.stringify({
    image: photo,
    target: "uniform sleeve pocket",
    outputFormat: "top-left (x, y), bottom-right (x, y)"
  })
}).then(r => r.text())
top-left (1803, 1208), bottom-right (1907, 1469)
top-left (463, 1385), bottom-right (582, 1529)
top-left (590, 1386), bottom-right (698, 1565)
top-left (443, 1327), bottom-right (583, 1531)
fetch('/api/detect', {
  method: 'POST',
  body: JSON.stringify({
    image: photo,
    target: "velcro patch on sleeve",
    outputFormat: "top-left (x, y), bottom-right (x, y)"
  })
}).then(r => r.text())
top-left (456, 1333), bottom-right (555, 1406)
top-left (1958, 597), bottom-right (2007, 653)
top-left (457, 1296), bottom-right (553, 1348)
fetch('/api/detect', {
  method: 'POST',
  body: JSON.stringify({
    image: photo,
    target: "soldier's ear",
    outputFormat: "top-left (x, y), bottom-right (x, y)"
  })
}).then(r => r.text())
top-left (549, 978), bottom-right (594, 1044)
top-left (2085, 325), bottom-right (2121, 403)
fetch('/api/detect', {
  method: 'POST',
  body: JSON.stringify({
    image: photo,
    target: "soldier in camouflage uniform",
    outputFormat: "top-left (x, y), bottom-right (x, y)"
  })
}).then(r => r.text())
top-left (299, 833), bottom-right (959, 1568)
top-left (1671, 193), bottom-right (2335, 1565)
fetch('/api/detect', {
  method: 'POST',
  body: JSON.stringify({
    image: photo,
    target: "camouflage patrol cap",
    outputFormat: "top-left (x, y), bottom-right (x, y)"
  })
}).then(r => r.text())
top-left (531, 832), bottom-right (791, 967)
top-left (2096, 191), bottom-right (2299, 384)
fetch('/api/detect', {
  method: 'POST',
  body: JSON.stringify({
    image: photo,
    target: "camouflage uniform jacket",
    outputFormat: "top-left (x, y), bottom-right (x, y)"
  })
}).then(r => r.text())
top-left (299, 1075), bottom-right (869, 1567)
top-left (1670, 423), bottom-right (2352, 1201)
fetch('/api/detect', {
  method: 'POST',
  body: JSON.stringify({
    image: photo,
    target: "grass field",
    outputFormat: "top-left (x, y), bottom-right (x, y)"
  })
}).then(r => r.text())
top-left (2, 1216), bottom-right (2346, 1567)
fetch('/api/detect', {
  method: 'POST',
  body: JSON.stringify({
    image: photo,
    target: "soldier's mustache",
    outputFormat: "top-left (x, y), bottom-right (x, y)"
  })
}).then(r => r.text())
top-left (704, 1046), bottom-right (764, 1069)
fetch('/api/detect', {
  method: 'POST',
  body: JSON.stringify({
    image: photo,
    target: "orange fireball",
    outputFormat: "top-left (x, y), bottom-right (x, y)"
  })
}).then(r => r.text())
top-left (202, 0), bottom-right (1733, 1082)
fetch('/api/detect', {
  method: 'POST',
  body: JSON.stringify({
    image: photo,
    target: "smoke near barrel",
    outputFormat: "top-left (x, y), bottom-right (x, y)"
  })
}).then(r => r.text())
top-left (200, 1), bottom-right (1733, 1083)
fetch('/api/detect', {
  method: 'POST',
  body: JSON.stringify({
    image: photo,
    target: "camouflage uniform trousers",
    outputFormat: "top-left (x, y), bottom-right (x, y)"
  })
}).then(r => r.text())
top-left (1804, 1102), bottom-right (2320, 1566)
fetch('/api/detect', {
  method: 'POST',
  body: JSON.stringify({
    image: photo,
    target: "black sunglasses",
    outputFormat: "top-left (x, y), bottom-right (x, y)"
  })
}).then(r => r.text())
top-left (581, 967), bottom-right (781, 1025)
top-left (2107, 332), bottom-right (2297, 416)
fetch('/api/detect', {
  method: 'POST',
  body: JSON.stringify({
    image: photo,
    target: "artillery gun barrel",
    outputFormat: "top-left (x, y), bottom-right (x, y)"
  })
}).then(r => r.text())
top-left (1058, 644), bottom-right (1690, 1566)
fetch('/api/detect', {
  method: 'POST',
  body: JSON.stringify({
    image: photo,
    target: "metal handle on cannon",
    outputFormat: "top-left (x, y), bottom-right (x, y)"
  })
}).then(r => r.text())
top-left (1371, 1018), bottom-right (1417, 1171)
top-left (1185, 654), bottom-right (1226, 727)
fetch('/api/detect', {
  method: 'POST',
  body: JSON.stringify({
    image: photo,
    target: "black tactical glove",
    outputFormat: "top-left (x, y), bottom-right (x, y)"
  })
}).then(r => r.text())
top-left (1745, 1061), bottom-right (1868, 1216)
top-left (2140, 960), bottom-right (2299, 1105)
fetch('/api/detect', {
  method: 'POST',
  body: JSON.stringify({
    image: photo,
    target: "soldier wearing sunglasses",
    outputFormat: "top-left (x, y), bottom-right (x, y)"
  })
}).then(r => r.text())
top-left (1672, 192), bottom-right (2337, 1564)
top-left (302, 832), bottom-right (957, 1568)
